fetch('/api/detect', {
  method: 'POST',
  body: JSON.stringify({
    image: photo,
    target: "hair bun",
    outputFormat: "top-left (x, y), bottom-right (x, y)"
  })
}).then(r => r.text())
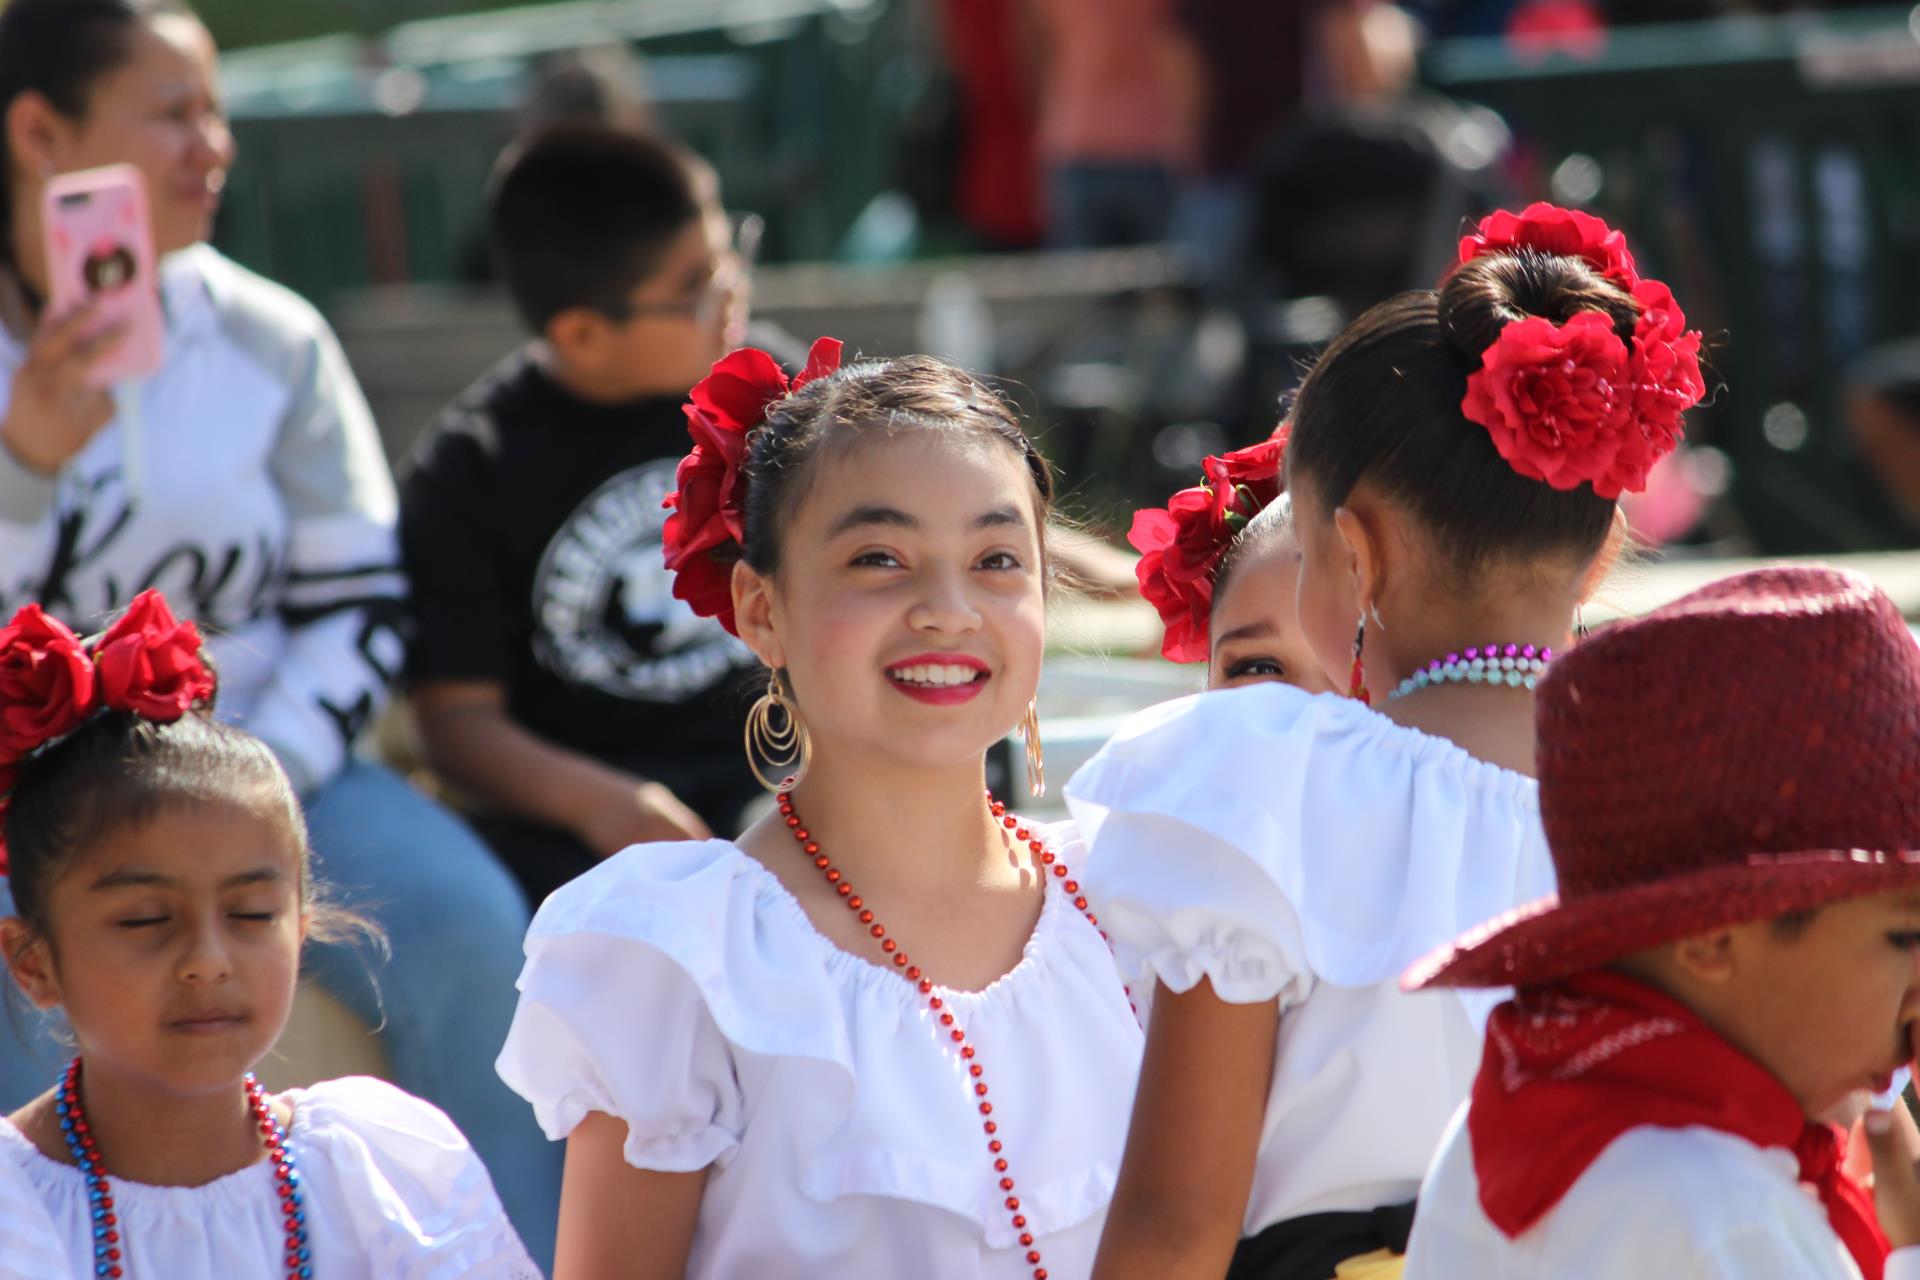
top-left (1437, 248), bottom-right (1638, 374)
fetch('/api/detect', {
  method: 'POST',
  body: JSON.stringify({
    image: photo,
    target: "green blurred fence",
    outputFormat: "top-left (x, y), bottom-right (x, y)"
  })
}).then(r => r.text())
top-left (212, 0), bottom-right (915, 304)
top-left (1428, 5), bottom-right (1920, 551)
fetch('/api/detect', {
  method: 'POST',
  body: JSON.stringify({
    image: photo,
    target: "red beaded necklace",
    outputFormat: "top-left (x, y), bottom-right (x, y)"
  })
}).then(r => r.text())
top-left (55, 1057), bottom-right (310, 1280)
top-left (777, 789), bottom-right (1111, 1280)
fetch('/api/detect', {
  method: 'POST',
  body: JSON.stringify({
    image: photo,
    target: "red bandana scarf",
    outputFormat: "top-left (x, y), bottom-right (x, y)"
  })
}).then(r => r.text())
top-left (1469, 969), bottom-right (1889, 1278)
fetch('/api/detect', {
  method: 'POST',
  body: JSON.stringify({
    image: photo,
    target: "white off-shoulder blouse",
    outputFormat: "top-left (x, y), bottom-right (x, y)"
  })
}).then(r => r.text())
top-left (0, 1075), bottom-right (538, 1280)
top-left (496, 823), bottom-right (1142, 1279)
top-left (1066, 683), bottom-right (1555, 1237)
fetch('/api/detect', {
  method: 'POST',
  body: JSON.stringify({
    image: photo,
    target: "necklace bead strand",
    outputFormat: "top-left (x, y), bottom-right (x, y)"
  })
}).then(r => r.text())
top-left (778, 790), bottom-right (1108, 1280)
top-left (55, 1058), bottom-right (310, 1280)
top-left (1386, 643), bottom-right (1552, 703)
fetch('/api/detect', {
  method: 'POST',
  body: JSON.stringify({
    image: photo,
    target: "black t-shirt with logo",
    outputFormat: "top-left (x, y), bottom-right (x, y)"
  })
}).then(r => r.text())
top-left (399, 347), bottom-right (760, 833)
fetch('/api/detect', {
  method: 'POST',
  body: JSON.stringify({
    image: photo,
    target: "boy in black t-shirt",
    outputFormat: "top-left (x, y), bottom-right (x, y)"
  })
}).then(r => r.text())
top-left (400, 125), bottom-right (762, 906)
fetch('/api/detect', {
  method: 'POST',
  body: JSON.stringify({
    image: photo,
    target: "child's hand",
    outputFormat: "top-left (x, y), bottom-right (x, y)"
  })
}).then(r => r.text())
top-left (1864, 1102), bottom-right (1920, 1248)
top-left (577, 779), bottom-right (713, 855)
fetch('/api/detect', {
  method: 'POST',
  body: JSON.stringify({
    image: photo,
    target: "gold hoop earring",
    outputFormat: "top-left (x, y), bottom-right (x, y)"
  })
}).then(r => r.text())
top-left (745, 670), bottom-right (811, 794)
top-left (1018, 699), bottom-right (1046, 798)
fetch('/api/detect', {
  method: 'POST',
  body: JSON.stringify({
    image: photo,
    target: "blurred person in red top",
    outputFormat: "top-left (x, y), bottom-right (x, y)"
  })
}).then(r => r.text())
top-left (1029, 0), bottom-right (1201, 248)
top-left (936, 0), bottom-right (1043, 249)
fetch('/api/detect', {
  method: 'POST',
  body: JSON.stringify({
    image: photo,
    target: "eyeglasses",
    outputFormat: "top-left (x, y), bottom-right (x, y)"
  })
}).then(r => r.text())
top-left (609, 212), bottom-right (762, 328)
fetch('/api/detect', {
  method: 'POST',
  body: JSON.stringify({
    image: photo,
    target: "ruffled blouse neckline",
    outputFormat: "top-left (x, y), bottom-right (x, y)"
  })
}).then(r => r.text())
top-left (735, 830), bottom-right (1072, 1004)
top-left (0, 1090), bottom-right (309, 1208)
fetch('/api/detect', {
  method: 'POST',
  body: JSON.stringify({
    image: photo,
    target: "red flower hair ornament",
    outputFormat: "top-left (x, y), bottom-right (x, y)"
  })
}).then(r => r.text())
top-left (662, 337), bottom-right (845, 636)
top-left (1128, 428), bottom-right (1288, 663)
top-left (1454, 203), bottom-right (1706, 500)
top-left (0, 589), bottom-right (216, 872)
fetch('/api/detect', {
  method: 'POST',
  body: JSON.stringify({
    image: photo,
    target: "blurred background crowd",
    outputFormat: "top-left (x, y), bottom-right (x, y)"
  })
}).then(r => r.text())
top-left (191, 0), bottom-right (1920, 557)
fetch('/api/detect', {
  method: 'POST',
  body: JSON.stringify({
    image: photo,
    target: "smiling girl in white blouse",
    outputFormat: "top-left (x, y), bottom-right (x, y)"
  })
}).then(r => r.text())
top-left (495, 340), bottom-right (1142, 1280)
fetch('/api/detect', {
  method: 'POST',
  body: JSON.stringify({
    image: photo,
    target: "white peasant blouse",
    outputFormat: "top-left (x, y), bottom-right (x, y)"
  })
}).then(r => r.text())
top-left (1065, 683), bottom-right (1556, 1237)
top-left (0, 1075), bottom-right (539, 1280)
top-left (495, 824), bottom-right (1142, 1280)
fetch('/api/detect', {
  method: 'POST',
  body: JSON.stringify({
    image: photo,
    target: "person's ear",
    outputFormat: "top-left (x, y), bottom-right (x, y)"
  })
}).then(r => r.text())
top-left (0, 918), bottom-right (63, 1012)
top-left (5, 91), bottom-right (65, 189)
top-left (1332, 498), bottom-right (1386, 616)
top-left (731, 560), bottom-right (785, 672)
top-left (1671, 928), bottom-right (1738, 985)
top-left (1576, 507), bottom-right (1631, 606)
top-left (543, 306), bottom-right (613, 370)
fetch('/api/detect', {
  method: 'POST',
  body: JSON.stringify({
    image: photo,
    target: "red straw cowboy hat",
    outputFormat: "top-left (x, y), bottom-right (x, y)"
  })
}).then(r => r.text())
top-left (1406, 565), bottom-right (1920, 992)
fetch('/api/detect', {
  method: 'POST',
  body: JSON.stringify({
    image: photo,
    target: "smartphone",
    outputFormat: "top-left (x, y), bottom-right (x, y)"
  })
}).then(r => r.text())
top-left (42, 164), bottom-right (164, 387)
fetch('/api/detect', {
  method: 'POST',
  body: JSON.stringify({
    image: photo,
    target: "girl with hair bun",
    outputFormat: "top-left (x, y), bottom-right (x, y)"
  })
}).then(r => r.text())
top-left (1066, 204), bottom-right (1708, 1279)
top-left (497, 340), bottom-right (1141, 1279)
top-left (0, 591), bottom-right (537, 1279)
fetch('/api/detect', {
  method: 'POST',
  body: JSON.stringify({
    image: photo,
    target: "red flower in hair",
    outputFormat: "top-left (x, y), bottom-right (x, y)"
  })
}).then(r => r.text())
top-left (93, 590), bottom-right (214, 719)
top-left (1623, 278), bottom-right (1707, 468)
top-left (663, 337), bottom-right (845, 635)
top-left (1463, 311), bottom-right (1649, 498)
top-left (1129, 433), bottom-right (1288, 663)
top-left (0, 605), bottom-right (96, 765)
top-left (1458, 202), bottom-right (1639, 290)
top-left (1456, 205), bottom-right (1705, 497)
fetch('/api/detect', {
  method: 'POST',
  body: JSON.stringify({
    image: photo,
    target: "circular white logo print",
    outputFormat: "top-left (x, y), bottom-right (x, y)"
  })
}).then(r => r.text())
top-left (531, 459), bottom-right (749, 699)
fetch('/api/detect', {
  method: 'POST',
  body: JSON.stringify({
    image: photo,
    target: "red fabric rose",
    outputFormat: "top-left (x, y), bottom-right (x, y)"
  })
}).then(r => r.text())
top-left (663, 337), bottom-right (845, 636)
top-left (1624, 278), bottom-right (1707, 463)
top-left (1457, 202), bottom-right (1638, 290)
top-left (0, 604), bottom-right (96, 765)
top-left (1462, 311), bottom-right (1648, 498)
top-left (92, 590), bottom-right (214, 719)
top-left (1129, 433), bottom-right (1289, 663)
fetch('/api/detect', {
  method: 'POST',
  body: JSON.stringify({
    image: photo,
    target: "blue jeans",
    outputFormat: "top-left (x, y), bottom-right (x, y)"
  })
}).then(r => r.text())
top-left (1045, 161), bottom-right (1177, 249)
top-left (0, 759), bottom-right (561, 1270)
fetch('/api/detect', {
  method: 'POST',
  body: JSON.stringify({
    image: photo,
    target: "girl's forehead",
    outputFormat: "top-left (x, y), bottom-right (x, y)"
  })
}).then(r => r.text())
top-left (798, 429), bottom-right (1038, 529)
top-left (66, 792), bottom-right (303, 892)
top-left (1214, 542), bottom-right (1303, 622)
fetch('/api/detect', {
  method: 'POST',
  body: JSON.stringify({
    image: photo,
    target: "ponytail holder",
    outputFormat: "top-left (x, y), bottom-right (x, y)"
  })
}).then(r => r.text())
top-left (1453, 203), bottom-right (1706, 500)
top-left (662, 336), bottom-right (844, 636)
top-left (1128, 426), bottom-right (1288, 664)
top-left (0, 589), bottom-right (215, 873)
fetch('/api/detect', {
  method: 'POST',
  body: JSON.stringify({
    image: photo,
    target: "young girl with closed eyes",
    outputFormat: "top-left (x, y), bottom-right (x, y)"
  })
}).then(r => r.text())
top-left (0, 591), bottom-right (537, 1279)
top-left (496, 340), bottom-right (1142, 1279)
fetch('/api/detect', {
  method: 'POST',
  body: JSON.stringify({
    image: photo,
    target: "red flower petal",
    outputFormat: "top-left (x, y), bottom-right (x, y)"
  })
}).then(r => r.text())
top-left (1457, 202), bottom-right (1639, 290)
top-left (795, 336), bottom-right (845, 390)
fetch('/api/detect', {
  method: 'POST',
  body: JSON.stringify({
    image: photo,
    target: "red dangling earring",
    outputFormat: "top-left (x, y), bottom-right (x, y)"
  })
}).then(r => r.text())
top-left (1349, 614), bottom-right (1370, 705)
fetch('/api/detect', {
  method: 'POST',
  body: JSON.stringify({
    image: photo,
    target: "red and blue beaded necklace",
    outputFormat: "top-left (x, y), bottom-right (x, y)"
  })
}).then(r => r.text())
top-left (54, 1057), bottom-right (311, 1279)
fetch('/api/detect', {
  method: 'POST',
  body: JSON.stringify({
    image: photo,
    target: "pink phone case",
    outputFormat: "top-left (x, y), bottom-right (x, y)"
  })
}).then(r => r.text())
top-left (43, 164), bottom-right (164, 387)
